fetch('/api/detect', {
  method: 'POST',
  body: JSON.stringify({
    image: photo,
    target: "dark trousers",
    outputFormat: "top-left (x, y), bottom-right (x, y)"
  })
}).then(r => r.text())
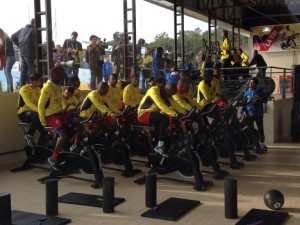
top-left (18, 111), bottom-right (44, 136)
top-left (20, 56), bottom-right (36, 87)
top-left (249, 117), bottom-right (265, 143)
top-left (149, 112), bottom-right (169, 142)
top-left (90, 66), bottom-right (101, 90)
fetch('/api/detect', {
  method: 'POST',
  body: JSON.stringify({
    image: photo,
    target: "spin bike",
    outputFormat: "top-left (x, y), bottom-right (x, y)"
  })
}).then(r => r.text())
top-left (38, 111), bottom-right (105, 188)
top-left (134, 108), bottom-right (213, 191)
top-left (91, 107), bottom-right (142, 177)
top-left (10, 123), bottom-right (55, 172)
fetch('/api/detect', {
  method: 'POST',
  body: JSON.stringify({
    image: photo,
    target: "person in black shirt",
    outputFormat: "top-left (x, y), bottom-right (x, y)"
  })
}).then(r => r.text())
top-left (62, 31), bottom-right (83, 77)
top-left (248, 50), bottom-right (267, 77)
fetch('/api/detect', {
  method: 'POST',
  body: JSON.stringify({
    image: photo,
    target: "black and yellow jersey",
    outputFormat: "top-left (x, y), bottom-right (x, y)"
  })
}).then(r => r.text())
top-left (197, 80), bottom-right (220, 109)
top-left (73, 88), bottom-right (81, 101)
top-left (38, 81), bottom-right (63, 126)
top-left (80, 90), bottom-right (120, 118)
top-left (138, 86), bottom-right (177, 117)
top-left (211, 77), bottom-right (221, 96)
top-left (220, 37), bottom-right (231, 60)
top-left (62, 95), bottom-right (79, 111)
top-left (123, 84), bottom-right (142, 107)
top-left (106, 84), bottom-right (123, 110)
top-left (17, 84), bottom-right (40, 115)
top-left (166, 97), bottom-right (187, 115)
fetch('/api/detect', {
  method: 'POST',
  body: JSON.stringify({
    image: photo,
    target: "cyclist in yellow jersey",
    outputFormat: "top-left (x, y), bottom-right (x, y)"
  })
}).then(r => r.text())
top-left (116, 78), bottom-right (124, 98)
top-left (211, 66), bottom-right (221, 99)
top-left (197, 70), bottom-right (221, 110)
top-left (69, 75), bottom-right (81, 101)
top-left (138, 77), bottom-right (179, 157)
top-left (165, 83), bottom-right (187, 116)
top-left (80, 82), bottom-right (120, 135)
top-left (107, 73), bottom-right (123, 110)
top-left (123, 75), bottom-right (142, 108)
top-left (62, 87), bottom-right (80, 112)
top-left (174, 78), bottom-right (200, 111)
top-left (80, 82), bottom-right (120, 118)
top-left (17, 72), bottom-right (44, 147)
top-left (38, 67), bottom-right (78, 171)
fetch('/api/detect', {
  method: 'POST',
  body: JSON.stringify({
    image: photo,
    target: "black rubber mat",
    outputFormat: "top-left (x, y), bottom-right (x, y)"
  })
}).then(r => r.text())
top-left (235, 208), bottom-right (289, 225)
top-left (12, 210), bottom-right (71, 225)
top-left (141, 197), bottom-right (200, 221)
top-left (58, 192), bottom-right (125, 207)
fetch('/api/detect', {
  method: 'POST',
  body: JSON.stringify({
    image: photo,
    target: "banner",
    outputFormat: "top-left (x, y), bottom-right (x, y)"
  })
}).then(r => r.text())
top-left (251, 24), bottom-right (300, 52)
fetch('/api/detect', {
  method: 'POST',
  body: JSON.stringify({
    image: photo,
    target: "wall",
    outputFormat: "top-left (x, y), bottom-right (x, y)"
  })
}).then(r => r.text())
top-left (261, 51), bottom-right (300, 69)
top-left (0, 91), bottom-right (90, 167)
top-left (264, 97), bottom-right (293, 142)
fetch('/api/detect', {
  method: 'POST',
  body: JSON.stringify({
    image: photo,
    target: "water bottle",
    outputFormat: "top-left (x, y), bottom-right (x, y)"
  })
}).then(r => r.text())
top-left (139, 71), bottom-right (143, 89)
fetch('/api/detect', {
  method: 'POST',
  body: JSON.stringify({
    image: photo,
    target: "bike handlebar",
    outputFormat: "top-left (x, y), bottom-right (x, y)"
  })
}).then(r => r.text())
top-left (179, 107), bottom-right (196, 121)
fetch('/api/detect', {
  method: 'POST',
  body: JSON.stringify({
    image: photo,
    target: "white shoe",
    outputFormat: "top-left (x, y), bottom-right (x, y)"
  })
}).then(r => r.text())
top-left (25, 134), bottom-right (35, 147)
top-left (154, 145), bottom-right (168, 157)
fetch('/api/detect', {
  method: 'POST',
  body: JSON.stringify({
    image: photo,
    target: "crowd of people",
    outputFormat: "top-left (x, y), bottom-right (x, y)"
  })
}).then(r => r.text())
top-left (0, 20), bottom-right (270, 171)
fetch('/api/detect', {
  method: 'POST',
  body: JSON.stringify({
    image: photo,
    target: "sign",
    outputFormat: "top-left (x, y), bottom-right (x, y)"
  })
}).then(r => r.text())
top-left (252, 24), bottom-right (300, 52)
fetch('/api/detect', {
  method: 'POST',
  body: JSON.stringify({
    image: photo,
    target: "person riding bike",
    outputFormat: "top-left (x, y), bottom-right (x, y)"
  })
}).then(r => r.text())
top-left (137, 77), bottom-right (180, 157)
top-left (17, 72), bottom-right (45, 147)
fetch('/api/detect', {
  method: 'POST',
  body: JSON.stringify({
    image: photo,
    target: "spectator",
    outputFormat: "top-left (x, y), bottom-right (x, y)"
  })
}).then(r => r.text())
top-left (103, 55), bottom-right (113, 83)
top-left (111, 41), bottom-right (124, 76)
top-left (141, 47), bottom-right (153, 88)
top-left (248, 50), bottom-right (267, 77)
top-left (164, 62), bottom-right (179, 84)
top-left (11, 18), bottom-right (36, 87)
top-left (53, 44), bottom-right (64, 67)
top-left (0, 28), bottom-right (16, 92)
top-left (152, 47), bottom-right (164, 79)
top-left (237, 48), bottom-right (250, 78)
top-left (86, 35), bottom-right (102, 90)
top-left (239, 77), bottom-right (268, 152)
top-left (62, 31), bottom-right (83, 77)
top-left (237, 48), bottom-right (249, 67)
top-left (219, 29), bottom-right (232, 77)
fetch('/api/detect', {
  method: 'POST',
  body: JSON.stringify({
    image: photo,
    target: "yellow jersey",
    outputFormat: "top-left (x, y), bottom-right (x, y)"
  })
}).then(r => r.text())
top-left (17, 84), bottom-right (40, 114)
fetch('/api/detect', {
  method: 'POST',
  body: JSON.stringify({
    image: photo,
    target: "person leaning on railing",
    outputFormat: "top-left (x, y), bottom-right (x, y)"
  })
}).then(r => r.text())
top-left (248, 50), bottom-right (267, 77)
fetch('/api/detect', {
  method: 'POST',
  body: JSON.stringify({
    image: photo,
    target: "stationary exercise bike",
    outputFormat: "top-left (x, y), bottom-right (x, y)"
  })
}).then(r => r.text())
top-left (239, 97), bottom-right (267, 154)
top-left (134, 108), bottom-right (213, 191)
top-left (10, 123), bottom-right (54, 172)
top-left (91, 107), bottom-right (142, 177)
top-left (38, 111), bottom-right (105, 188)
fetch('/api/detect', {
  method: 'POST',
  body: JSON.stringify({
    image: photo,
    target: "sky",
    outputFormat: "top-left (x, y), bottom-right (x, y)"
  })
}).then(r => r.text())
top-left (0, 0), bottom-right (208, 46)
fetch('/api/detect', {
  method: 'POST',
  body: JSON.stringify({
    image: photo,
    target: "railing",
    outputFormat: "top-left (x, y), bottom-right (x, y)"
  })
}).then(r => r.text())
top-left (218, 66), bottom-right (292, 100)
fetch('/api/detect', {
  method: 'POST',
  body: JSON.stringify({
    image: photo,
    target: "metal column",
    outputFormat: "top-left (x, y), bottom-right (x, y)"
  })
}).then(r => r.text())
top-left (123, 0), bottom-right (137, 80)
top-left (34, 0), bottom-right (53, 79)
top-left (208, 9), bottom-right (218, 61)
top-left (174, 0), bottom-right (184, 68)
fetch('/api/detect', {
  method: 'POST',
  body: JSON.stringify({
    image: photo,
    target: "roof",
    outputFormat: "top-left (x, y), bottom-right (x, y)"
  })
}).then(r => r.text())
top-left (145, 0), bottom-right (300, 31)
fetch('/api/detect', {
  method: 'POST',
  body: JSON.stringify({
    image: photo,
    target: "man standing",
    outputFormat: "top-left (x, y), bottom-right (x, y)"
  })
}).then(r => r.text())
top-left (62, 31), bottom-right (83, 77)
top-left (240, 77), bottom-right (268, 152)
top-left (152, 47), bottom-right (164, 79)
top-left (87, 35), bottom-right (102, 90)
top-left (248, 50), bottom-right (267, 77)
top-left (11, 18), bottom-right (36, 87)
